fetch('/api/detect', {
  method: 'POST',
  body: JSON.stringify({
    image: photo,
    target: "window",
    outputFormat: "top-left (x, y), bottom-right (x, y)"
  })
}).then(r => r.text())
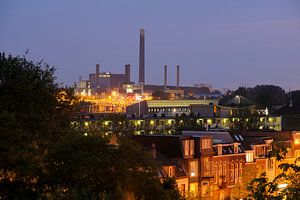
top-left (223, 163), bottom-right (227, 182)
top-left (235, 163), bottom-right (239, 183)
top-left (189, 183), bottom-right (198, 195)
top-left (230, 163), bottom-right (234, 182)
top-left (183, 140), bottom-right (194, 157)
top-left (189, 161), bottom-right (198, 177)
top-left (203, 157), bottom-right (212, 176)
top-left (255, 146), bottom-right (266, 158)
top-left (213, 164), bottom-right (217, 183)
top-left (183, 140), bottom-right (189, 156)
top-left (218, 164), bottom-right (223, 184)
top-left (189, 140), bottom-right (194, 156)
top-left (267, 158), bottom-right (274, 170)
top-left (246, 152), bottom-right (254, 162)
top-left (201, 181), bottom-right (210, 197)
top-left (239, 162), bottom-right (243, 176)
top-left (202, 138), bottom-right (211, 149)
top-left (179, 184), bottom-right (185, 196)
top-left (168, 167), bottom-right (173, 177)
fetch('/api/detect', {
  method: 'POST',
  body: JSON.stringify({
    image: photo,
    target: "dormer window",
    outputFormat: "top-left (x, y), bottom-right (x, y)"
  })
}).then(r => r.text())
top-left (202, 138), bottom-right (212, 149)
top-left (183, 139), bottom-right (194, 157)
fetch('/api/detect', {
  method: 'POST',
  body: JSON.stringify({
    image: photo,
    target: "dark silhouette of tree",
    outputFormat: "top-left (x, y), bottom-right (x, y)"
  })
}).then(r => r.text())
top-left (0, 53), bottom-right (182, 199)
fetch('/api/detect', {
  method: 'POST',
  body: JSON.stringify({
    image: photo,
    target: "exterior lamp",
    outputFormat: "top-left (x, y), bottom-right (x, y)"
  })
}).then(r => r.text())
top-left (278, 183), bottom-right (288, 189)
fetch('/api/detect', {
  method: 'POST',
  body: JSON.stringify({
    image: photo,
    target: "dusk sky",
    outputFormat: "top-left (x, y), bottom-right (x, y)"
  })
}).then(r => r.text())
top-left (1, 1), bottom-right (300, 91)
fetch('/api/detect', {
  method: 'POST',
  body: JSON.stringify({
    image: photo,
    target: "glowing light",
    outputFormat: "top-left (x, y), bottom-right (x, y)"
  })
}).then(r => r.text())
top-left (295, 140), bottom-right (300, 145)
top-left (150, 120), bottom-right (154, 125)
top-left (278, 183), bottom-right (288, 189)
top-left (190, 172), bottom-right (195, 177)
top-left (135, 95), bottom-right (142, 101)
top-left (260, 117), bottom-right (264, 122)
top-left (84, 122), bottom-right (89, 127)
top-left (83, 133), bottom-right (88, 136)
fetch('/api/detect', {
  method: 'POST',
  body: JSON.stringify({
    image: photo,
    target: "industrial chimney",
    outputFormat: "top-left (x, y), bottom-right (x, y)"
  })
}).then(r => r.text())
top-left (176, 65), bottom-right (180, 90)
top-left (139, 29), bottom-right (145, 85)
top-left (125, 64), bottom-right (131, 83)
top-left (96, 64), bottom-right (100, 88)
top-left (164, 65), bottom-right (167, 90)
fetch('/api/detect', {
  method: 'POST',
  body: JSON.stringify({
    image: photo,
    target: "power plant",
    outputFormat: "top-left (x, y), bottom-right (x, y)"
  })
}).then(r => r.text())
top-left (76, 29), bottom-right (217, 99)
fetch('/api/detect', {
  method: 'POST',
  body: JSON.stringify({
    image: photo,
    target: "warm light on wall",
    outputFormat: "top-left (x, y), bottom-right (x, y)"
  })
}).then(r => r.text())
top-left (190, 172), bottom-right (195, 177)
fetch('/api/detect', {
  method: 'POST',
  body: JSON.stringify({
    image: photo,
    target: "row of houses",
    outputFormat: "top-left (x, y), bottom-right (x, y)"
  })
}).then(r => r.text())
top-left (131, 131), bottom-right (300, 199)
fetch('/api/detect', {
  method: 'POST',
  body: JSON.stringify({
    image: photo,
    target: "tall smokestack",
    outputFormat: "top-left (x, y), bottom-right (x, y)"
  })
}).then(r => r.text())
top-left (164, 65), bottom-right (167, 90)
top-left (96, 64), bottom-right (100, 87)
top-left (176, 65), bottom-right (180, 90)
top-left (125, 64), bottom-right (131, 83)
top-left (139, 29), bottom-right (145, 85)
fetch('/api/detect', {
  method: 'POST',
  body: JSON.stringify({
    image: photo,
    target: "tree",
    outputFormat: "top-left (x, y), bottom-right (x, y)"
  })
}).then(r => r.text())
top-left (0, 53), bottom-right (182, 199)
top-left (45, 136), bottom-right (175, 199)
top-left (0, 53), bottom-right (78, 199)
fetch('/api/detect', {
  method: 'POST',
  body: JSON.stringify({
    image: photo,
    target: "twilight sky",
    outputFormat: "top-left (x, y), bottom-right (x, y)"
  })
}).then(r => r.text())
top-left (1, 1), bottom-right (300, 91)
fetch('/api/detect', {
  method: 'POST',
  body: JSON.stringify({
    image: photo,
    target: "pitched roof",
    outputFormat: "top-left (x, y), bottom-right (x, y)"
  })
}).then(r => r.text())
top-left (131, 135), bottom-right (185, 158)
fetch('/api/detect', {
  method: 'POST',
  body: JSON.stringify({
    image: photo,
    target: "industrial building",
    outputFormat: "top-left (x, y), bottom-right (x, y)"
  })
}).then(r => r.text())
top-left (126, 99), bottom-right (219, 117)
top-left (88, 64), bottom-right (131, 91)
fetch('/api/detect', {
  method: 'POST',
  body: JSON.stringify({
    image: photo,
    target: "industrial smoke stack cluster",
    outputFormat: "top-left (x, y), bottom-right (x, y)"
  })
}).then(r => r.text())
top-left (163, 64), bottom-right (181, 90)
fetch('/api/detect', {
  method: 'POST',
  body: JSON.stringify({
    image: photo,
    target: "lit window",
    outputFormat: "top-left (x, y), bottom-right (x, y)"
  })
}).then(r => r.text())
top-left (189, 161), bottom-right (198, 177)
top-left (183, 140), bottom-right (189, 156)
top-left (203, 157), bottom-right (212, 176)
top-left (202, 139), bottom-right (211, 149)
top-left (239, 162), bottom-right (243, 176)
top-left (168, 167), bottom-right (173, 177)
top-left (189, 140), bottom-right (194, 156)
top-left (246, 152), bottom-right (254, 162)
top-left (230, 163), bottom-right (234, 182)
top-left (267, 158), bottom-right (274, 170)
top-left (235, 163), bottom-right (239, 183)
top-left (218, 164), bottom-right (222, 184)
top-left (223, 164), bottom-right (227, 182)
